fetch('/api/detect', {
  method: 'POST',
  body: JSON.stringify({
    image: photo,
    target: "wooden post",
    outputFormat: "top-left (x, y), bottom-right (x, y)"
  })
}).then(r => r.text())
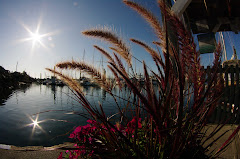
top-left (215, 65), bottom-right (223, 123)
top-left (229, 65), bottom-right (235, 123)
top-left (206, 66), bottom-right (215, 122)
top-left (235, 65), bottom-right (240, 123)
top-left (223, 65), bottom-right (230, 122)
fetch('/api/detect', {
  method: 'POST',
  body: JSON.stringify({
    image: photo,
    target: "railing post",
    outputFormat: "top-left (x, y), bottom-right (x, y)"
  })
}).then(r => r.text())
top-left (229, 65), bottom-right (235, 123)
top-left (235, 65), bottom-right (240, 123)
top-left (223, 65), bottom-right (230, 122)
top-left (215, 65), bottom-right (223, 123)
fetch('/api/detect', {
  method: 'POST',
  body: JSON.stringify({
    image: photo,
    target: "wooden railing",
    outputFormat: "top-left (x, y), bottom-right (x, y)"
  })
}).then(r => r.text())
top-left (209, 65), bottom-right (240, 124)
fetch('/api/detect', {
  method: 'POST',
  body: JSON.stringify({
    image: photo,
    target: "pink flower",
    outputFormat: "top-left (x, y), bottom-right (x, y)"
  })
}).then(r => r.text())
top-left (69, 126), bottom-right (83, 139)
top-left (89, 150), bottom-right (94, 156)
top-left (74, 144), bottom-right (78, 147)
top-left (82, 124), bottom-right (90, 129)
top-left (66, 150), bottom-right (73, 159)
top-left (126, 117), bottom-right (142, 134)
top-left (57, 152), bottom-right (62, 159)
top-left (74, 126), bottom-right (82, 133)
top-left (88, 137), bottom-right (93, 143)
top-left (69, 133), bottom-right (75, 138)
top-left (110, 127), bottom-right (116, 132)
top-left (87, 119), bottom-right (96, 125)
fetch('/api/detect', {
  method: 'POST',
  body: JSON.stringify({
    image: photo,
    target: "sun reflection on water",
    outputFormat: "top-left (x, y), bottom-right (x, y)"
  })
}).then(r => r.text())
top-left (33, 120), bottom-right (38, 126)
top-left (25, 113), bottom-right (71, 139)
top-left (25, 114), bottom-right (47, 138)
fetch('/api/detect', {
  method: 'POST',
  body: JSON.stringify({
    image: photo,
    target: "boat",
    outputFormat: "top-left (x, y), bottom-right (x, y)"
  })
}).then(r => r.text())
top-left (42, 78), bottom-right (51, 85)
top-left (222, 46), bottom-right (240, 86)
top-left (79, 77), bottom-right (96, 86)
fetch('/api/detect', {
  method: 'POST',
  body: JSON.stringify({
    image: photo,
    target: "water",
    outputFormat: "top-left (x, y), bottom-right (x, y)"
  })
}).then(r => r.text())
top-left (0, 83), bottom-right (127, 146)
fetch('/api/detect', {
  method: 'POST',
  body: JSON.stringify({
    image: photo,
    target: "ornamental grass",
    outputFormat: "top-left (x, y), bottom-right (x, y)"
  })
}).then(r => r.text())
top-left (47, 0), bottom-right (240, 158)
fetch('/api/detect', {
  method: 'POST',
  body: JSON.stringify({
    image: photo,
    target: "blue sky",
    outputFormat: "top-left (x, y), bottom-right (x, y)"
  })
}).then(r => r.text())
top-left (0, 0), bottom-right (239, 78)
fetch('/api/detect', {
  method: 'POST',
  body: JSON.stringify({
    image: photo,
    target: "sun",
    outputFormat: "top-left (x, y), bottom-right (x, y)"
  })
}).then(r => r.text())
top-left (17, 15), bottom-right (58, 54)
top-left (29, 31), bottom-right (44, 49)
top-left (18, 22), bottom-right (48, 52)
top-left (31, 32), bottom-right (42, 42)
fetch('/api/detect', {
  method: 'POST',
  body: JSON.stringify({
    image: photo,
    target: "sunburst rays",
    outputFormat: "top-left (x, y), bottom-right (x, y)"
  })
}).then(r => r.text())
top-left (25, 114), bottom-right (47, 138)
top-left (17, 15), bottom-right (59, 54)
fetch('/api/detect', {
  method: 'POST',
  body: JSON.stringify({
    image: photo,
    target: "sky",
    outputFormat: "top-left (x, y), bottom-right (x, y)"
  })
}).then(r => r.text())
top-left (0, 0), bottom-right (240, 78)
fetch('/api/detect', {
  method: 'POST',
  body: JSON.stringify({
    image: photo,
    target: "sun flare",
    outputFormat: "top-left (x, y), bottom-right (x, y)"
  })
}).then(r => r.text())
top-left (17, 16), bottom-right (59, 54)
top-left (24, 114), bottom-right (47, 138)
top-left (31, 32), bottom-right (42, 42)
top-left (33, 120), bottom-right (39, 126)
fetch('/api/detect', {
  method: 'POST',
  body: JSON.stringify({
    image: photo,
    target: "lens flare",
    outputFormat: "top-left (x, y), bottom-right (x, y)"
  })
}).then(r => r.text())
top-left (25, 114), bottom-right (47, 138)
top-left (16, 14), bottom-right (59, 54)
top-left (31, 33), bottom-right (41, 42)
top-left (33, 120), bottom-right (38, 126)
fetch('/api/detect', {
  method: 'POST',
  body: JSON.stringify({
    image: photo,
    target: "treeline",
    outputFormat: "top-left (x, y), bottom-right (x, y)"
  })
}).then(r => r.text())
top-left (0, 66), bottom-right (35, 104)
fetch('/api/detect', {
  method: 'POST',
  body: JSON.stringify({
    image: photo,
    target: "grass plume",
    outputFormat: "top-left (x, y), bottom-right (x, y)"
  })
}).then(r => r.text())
top-left (123, 0), bottom-right (166, 48)
top-left (56, 60), bottom-right (112, 92)
top-left (82, 28), bottom-right (132, 66)
top-left (130, 38), bottom-right (165, 68)
top-left (94, 45), bottom-right (115, 63)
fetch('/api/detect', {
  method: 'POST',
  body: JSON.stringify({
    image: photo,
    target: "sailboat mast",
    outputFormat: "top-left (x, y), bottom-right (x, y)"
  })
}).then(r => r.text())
top-left (16, 61), bottom-right (18, 72)
top-left (232, 46), bottom-right (238, 60)
top-left (80, 49), bottom-right (86, 79)
top-left (219, 32), bottom-right (227, 61)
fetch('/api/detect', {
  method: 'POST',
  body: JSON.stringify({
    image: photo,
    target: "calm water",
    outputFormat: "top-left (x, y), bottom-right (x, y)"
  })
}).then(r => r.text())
top-left (0, 84), bottom-right (127, 146)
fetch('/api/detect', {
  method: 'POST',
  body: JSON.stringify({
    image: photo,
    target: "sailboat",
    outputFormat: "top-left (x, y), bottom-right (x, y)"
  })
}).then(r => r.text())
top-left (222, 46), bottom-right (240, 66)
top-left (219, 32), bottom-right (240, 86)
top-left (220, 32), bottom-right (240, 67)
top-left (78, 49), bottom-right (97, 87)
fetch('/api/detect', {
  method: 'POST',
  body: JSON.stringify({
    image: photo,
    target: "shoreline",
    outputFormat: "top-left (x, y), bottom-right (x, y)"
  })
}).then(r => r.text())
top-left (0, 142), bottom-right (74, 159)
top-left (0, 124), bottom-right (239, 159)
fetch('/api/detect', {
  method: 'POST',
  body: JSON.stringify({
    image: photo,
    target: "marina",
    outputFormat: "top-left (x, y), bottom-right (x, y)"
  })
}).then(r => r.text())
top-left (0, 0), bottom-right (240, 158)
top-left (0, 83), bottom-right (128, 146)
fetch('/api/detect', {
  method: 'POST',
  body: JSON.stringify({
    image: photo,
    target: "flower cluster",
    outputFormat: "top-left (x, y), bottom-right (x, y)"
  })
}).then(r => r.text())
top-left (125, 117), bottom-right (142, 134)
top-left (58, 117), bottom-right (143, 158)
top-left (69, 120), bottom-right (97, 143)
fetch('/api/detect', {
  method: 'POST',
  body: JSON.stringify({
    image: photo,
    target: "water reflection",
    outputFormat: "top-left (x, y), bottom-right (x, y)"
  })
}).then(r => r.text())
top-left (51, 85), bottom-right (56, 103)
top-left (0, 89), bottom-right (12, 106)
top-left (25, 114), bottom-right (46, 138)
top-left (0, 84), bottom-right (127, 146)
top-left (102, 89), bottom-right (106, 100)
top-left (0, 84), bottom-right (31, 106)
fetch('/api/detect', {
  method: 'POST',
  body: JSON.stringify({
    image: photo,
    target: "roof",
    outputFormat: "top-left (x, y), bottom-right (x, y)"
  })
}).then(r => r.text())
top-left (183, 0), bottom-right (240, 34)
top-left (223, 59), bottom-right (240, 67)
